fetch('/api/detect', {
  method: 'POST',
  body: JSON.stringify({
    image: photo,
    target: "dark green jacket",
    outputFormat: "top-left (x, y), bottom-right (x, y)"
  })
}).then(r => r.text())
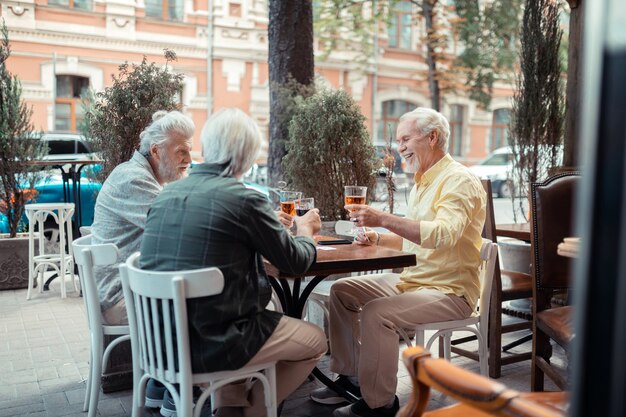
top-left (140, 163), bottom-right (316, 372)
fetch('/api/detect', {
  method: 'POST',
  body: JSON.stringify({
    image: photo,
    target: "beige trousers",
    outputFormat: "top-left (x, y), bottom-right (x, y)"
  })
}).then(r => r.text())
top-left (328, 273), bottom-right (472, 408)
top-left (102, 298), bottom-right (128, 325)
top-left (216, 315), bottom-right (327, 417)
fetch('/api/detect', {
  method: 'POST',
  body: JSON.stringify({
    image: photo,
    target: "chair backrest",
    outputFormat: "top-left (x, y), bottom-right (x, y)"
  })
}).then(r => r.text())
top-left (530, 172), bottom-right (580, 290)
top-left (478, 239), bottom-right (498, 329)
top-left (480, 179), bottom-right (498, 243)
top-left (398, 346), bottom-right (567, 417)
top-left (119, 252), bottom-right (224, 385)
top-left (72, 235), bottom-right (119, 332)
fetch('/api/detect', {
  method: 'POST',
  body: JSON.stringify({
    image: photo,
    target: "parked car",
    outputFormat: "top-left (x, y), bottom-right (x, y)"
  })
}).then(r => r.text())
top-left (39, 132), bottom-right (97, 162)
top-left (469, 147), bottom-right (514, 198)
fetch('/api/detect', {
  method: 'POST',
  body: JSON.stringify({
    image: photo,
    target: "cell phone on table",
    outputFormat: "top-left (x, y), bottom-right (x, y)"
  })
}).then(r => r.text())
top-left (318, 239), bottom-right (353, 245)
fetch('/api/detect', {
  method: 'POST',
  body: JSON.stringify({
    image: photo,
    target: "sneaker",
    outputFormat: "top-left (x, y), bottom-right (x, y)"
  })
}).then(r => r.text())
top-left (160, 390), bottom-right (177, 417)
top-left (310, 375), bottom-right (362, 405)
top-left (145, 379), bottom-right (166, 408)
top-left (160, 386), bottom-right (206, 417)
top-left (332, 396), bottom-right (399, 417)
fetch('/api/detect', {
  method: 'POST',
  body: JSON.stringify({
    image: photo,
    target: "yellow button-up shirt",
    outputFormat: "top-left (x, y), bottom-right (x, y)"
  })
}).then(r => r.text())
top-left (397, 154), bottom-right (486, 310)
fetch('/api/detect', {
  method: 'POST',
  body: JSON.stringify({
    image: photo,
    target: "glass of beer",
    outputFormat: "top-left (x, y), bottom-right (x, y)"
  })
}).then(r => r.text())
top-left (280, 191), bottom-right (302, 216)
top-left (344, 186), bottom-right (367, 235)
top-left (295, 198), bottom-right (315, 216)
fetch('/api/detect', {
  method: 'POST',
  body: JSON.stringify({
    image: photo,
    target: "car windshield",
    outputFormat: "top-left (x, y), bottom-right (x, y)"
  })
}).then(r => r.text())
top-left (482, 153), bottom-right (512, 166)
top-left (45, 139), bottom-right (92, 155)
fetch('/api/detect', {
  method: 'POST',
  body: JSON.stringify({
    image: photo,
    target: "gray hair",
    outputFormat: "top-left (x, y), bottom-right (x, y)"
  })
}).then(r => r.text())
top-left (138, 110), bottom-right (195, 154)
top-left (399, 107), bottom-right (450, 152)
top-left (200, 108), bottom-right (262, 178)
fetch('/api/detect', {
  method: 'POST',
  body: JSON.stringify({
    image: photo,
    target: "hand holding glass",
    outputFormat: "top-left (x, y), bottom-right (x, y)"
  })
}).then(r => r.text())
top-left (344, 186), bottom-right (367, 236)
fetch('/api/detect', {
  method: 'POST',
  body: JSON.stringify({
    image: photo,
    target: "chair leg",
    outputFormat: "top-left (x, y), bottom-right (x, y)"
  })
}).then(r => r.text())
top-left (531, 329), bottom-right (550, 391)
top-left (415, 329), bottom-right (425, 348)
top-left (443, 334), bottom-right (451, 361)
top-left (488, 300), bottom-right (503, 378)
top-left (83, 348), bottom-right (94, 411)
top-left (87, 345), bottom-right (103, 417)
top-left (477, 333), bottom-right (488, 376)
top-left (267, 366), bottom-right (278, 417)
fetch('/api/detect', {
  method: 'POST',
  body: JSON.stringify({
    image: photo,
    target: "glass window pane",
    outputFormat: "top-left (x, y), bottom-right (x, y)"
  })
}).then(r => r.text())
top-left (56, 76), bottom-right (71, 98)
top-left (55, 102), bottom-right (71, 118)
top-left (388, 20), bottom-right (398, 48)
top-left (73, 0), bottom-right (91, 10)
top-left (494, 108), bottom-right (510, 124)
top-left (168, 0), bottom-right (183, 21)
top-left (400, 14), bottom-right (412, 49)
top-left (49, 0), bottom-right (70, 6)
top-left (72, 76), bottom-right (89, 98)
top-left (145, 0), bottom-right (163, 18)
top-left (55, 118), bottom-right (70, 131)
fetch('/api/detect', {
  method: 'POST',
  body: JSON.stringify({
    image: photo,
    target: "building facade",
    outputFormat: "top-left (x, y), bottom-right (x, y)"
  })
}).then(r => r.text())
top-left (1, 0), bottom-right (514, 164)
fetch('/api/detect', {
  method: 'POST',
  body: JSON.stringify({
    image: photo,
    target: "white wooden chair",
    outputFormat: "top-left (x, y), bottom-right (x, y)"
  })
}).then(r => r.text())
top-left (397, 239), bottom-right (499, 376)
top-left (72, 235), bottom-right (130, 417)
top-left (120, 252), bottom-right (278, 417)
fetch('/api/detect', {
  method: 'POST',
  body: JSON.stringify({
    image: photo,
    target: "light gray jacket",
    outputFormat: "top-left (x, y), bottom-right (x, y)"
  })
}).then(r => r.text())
top-left (91, 151), bottom-right (162, 311)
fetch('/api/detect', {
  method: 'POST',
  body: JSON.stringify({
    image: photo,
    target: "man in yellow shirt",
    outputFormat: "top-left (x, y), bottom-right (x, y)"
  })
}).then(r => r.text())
top-left (311, 107), bottom-right (486, 417)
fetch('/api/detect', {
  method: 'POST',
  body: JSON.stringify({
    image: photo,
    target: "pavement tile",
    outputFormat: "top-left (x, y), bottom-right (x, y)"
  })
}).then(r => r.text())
top-left (0, 402), bottom-right (45, 417)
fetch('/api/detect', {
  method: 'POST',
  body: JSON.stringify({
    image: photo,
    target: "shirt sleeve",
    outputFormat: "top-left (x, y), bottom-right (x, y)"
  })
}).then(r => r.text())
top-left (243, 191), bottom-right (317, 275)
top-left (419, 175), bottom-right (485, 250)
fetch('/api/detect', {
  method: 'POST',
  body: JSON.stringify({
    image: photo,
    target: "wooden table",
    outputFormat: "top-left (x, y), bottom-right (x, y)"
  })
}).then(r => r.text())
top-left (496, 222), bottom-right (531, 241)
top-left (266, 241), bottom-right (416, 401)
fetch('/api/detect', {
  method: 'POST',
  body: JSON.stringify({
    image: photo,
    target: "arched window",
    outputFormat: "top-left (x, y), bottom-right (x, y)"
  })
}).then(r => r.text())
top-left (378, 100), bottom-right (415, 143)
top-left (448, 104), bottom-right (465, 156)
top-left (55, 75), bottom-right (89, 132)
top-left (491, 108), bottom-right (510, 151)
top-left (145, 0), bottom-right (184, 21)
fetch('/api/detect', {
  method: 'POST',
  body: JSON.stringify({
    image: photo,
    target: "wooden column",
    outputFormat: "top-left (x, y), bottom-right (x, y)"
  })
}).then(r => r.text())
top-left (563, 0), bottom-right (582, 167)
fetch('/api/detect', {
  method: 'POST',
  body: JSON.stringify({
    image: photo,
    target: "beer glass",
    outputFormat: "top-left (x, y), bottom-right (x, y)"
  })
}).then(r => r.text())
top-left (344, 186), bottom-right (367, 235)
top-left (280, 191), bottom-right (301, 216)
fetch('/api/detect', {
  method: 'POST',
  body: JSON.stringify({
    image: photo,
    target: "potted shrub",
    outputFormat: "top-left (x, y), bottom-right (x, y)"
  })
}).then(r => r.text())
top-left (283, 88), bottom-right (377, 221)
top-left (0, 21), bottom-right (47, 290)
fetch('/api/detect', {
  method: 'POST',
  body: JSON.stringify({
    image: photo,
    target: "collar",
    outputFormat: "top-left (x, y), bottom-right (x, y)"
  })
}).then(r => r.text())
top-left (413, 153), bottom-right (453, 186)
top-left (189, 163), bottom-right (229, 176)
top-left (131, 151), bottom-right (157, 178)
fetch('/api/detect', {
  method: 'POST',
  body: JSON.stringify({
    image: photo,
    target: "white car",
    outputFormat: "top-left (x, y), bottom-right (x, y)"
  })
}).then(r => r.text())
top-left (40, 132), bottom-right (96, 161)
top-left (469, 147), bottom-right (514, 198)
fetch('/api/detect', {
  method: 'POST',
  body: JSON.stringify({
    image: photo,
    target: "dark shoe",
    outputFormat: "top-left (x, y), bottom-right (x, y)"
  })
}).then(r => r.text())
top-left (310, 375), bottom-right (362, 405)
top-left (332, 396), bottom-right (399, 417)
top-left (160, 386), bottom-right (206, 417)
top-left (145, 379), bottom-right (166, 408)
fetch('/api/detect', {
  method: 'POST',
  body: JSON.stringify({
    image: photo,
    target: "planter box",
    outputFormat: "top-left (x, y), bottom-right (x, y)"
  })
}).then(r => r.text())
top-left (0, 234), bottom-right (33, 290)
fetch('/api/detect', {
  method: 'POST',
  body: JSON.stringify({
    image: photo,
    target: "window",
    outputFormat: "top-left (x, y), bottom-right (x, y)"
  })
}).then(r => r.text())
top-left (145, 0), bottom-right (183, 21)
top-left (378, 100), bottom-right (415, 142)
top-left (491, 108), bottom-right (510, 151)
top-left (388, 1), bottom-right (413, 49)
top-left (449, 104), bottom-right (464, 156)
top-left (55, 75), bottom-right (89, 132)
top-left (48, 0), bottom-right (91, 10)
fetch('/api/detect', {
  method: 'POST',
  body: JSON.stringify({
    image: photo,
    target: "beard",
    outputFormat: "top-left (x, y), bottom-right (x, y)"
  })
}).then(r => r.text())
top-left (157, 159), bottom-right (188, 184)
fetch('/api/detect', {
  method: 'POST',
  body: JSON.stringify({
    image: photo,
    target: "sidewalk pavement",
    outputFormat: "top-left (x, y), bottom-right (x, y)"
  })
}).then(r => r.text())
top-left (0, 279), bottom-right (562, 417)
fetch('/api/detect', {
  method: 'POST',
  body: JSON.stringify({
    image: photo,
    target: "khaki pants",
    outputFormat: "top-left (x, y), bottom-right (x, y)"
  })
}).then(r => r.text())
top-left (102, 298), bottom-right (128, 325)
top-left (328, 273), bottom-right (472, 408)
top-left (216, 315), bottom-right (327, 417)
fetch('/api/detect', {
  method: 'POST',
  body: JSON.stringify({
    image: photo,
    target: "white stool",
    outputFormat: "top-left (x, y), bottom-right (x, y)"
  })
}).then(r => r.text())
top-left (25, 203), bottom-right (77, 299)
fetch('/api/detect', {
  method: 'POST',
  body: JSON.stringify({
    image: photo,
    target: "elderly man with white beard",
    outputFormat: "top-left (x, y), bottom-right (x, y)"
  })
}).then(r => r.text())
top-left (310, 107), bottom-right (487, 417)
top-left (90, 110), bottom-right (194, 326)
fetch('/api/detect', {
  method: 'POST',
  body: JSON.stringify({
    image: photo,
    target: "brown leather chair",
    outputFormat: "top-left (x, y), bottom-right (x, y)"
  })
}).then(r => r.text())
top-left (530, 172), bottom-right (578, 391)
top-left (398, 346), bottom-right (568, 417)
top-left (451, 179), bottom-right (533, 378)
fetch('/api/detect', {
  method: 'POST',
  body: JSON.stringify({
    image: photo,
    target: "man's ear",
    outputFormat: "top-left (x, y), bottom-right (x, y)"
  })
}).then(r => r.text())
top-left (428, 131), bottom-right (439, 149)
top-left (149, 143), bottom-right (159, 160)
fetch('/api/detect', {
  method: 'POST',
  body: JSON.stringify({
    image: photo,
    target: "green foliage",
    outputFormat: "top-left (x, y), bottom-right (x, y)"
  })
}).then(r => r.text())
top-left (0, 20), bottom-right (47, 237)
top-left (509, 0), bottom-right (564, 221)
top-left (82, 51), bottom-right (183, 181)
top-left (453, 0), bottom-right (522, 109)
top-left (284, 89), bottom-right (377, 221)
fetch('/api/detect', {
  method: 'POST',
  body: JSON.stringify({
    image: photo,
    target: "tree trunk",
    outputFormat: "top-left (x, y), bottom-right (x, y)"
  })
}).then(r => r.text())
top-left (422, 0), bottom-right (441, 111)
top-left (563, 0), bottom-right (582, 167)
top-left (268, 0), bottom-right (314, 188)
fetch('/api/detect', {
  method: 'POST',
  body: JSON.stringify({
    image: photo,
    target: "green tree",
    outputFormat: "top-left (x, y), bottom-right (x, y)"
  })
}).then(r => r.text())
top-left (284, 89), bottom-right (377, 220)
top-left (82, 50), bottom-right (183, 181)
top-left (0, 21), bottom-right (46, 237)
top-left (314, 0), bottom-right (522, 110)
